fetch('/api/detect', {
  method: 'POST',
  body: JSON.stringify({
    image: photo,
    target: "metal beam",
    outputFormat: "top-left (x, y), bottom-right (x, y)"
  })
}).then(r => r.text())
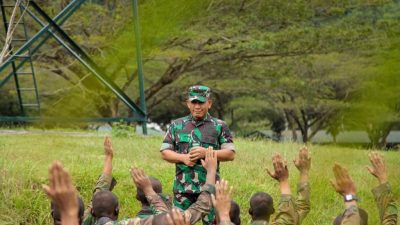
top-left (0, 0), bottom-right (86, 88)
top-left (25, 1), bottom-right (146, 119)
top-left (0, 116), bottom-right (145, 122)
top-left (132, 0), bottom-right (147, 134)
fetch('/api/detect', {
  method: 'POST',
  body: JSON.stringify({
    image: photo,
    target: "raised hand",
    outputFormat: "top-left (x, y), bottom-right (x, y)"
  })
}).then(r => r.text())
top-left (331, 163), bottom-right (356, 196)
top-left (267, 153), bottom-right (289, 182)
top-left (201, 147), bottom-right (217, 172)
top-left (294, 146), bottom-right (311, 173)
top-left (130, 167), bottom-right (155, 196)
top-left (367, 151), bottom-right (387, 184)
top-left (104, 136), bottom-right (113, 158)
top-left (43, 161), bottom-right (79, 225)
top-left (211, 179), bottom-right (232, 223)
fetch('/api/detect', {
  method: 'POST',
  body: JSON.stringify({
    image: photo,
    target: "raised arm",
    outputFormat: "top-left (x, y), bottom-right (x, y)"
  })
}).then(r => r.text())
top-left (331, 163), bottom-right (360, 225)
top-left (211, 180), bottom-right (234, 225)
top-left (103, 136), bottom-right (113, 176)
top-left (43, 161), bottom-right (79, 225)
top-left (131, 167), bottom-right (169, 214)
top-left (293, 146), bottom-right (311, 224)
top-left (185, 147), bottom-right (218, 224)
top-left (83, 136), bottom-right (116, 224)
top-left (267, 153), bottom-right (297, 225)
top-left (367, 152), bottom-right (397, 225)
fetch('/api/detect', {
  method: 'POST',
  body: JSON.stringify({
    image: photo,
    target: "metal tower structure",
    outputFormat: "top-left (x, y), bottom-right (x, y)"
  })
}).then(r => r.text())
top-left (0, 0), bottom-right (147, 134)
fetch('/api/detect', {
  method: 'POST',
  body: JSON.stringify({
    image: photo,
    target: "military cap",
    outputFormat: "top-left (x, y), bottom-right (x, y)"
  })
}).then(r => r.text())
top-left (188, 85), bottom-right (211, 103)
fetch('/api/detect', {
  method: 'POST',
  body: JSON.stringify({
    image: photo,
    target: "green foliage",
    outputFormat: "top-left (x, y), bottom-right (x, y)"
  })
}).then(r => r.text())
top-left (111, 123), bottom-right (136, 138)
top-left (0, 133), bottom-right (400, 224)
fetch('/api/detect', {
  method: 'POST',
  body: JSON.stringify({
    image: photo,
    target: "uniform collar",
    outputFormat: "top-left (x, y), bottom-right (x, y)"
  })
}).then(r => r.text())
top-left (189, 113), bottom-right (211, 127)
top-left (189, 113), bottom-right (211, 122)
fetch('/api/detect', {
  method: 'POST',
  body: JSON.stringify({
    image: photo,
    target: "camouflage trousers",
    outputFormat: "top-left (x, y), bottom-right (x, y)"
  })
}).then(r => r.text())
top-left (173, 193), bottom-right (216, 225)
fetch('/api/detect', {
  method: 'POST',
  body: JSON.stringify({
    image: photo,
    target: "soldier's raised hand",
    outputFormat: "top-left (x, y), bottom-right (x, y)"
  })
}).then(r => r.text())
top-left (43, 161), bottom-right (79, 225)
top-left (294, 146), bottom-right (311, 173)
top-left (201, 147), bottom-right (217, 172)
top-left (267, 153), bottom-right (289, 182)
top-left (211, 179), bottom-right (232, 223)
top-left (130, 167), bottom-right (155, 196)
top-left (367, 151), bottom-right (387, 184)
top-left (330, 163), bottom-right (356, 196)
top-left (104, 136), bottom-right (113, 158)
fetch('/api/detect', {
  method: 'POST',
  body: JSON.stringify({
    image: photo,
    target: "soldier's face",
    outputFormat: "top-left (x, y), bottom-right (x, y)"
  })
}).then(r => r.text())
top-left (186, 99), bottom-right (212, 120)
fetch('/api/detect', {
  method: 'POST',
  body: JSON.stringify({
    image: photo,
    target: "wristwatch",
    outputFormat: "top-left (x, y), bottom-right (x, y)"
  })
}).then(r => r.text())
top-left (344, 194), bottom-right (358, 202)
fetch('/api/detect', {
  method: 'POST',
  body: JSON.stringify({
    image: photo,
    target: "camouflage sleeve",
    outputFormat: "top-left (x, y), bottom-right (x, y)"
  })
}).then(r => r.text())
top-left (219, 121), bottom-right (235, 151)
top-left (185, 184), bottom-right (216, 224)
top-left (83, 173), bottom-right (117, 223)
top-left (146, 194), bottom-right (171, 214)
top-left (340, 205), bottom-right (361, 225)
top-left (295, 182), bottom-right (310, 225)
top-left (271, 195), bottom-right (298, 225)
top-left (160, 122), bottom-right (176, 151)
top-left (372, 182), bottom-right (398, 225)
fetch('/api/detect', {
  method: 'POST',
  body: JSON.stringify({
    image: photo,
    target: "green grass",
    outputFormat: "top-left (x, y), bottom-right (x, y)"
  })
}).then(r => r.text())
top-left (0, 132), bottom-right (399, 225)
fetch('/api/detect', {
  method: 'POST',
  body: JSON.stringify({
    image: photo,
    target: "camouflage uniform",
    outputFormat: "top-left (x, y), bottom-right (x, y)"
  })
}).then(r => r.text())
top-left (338, 205), bottom-right (361, 225)
top-left (295, 182), bottom-right (310, 225)
top-left (251, 195), bottom-right (298, 225)
top-left (160, 112), bottom-right (235, 224)
top-left (250, 182), bottom-right (310, 225)
top-left (372, 182), bottom-right (398, 225)
top-left (103, 184), bottom-right (215, 225)
top-left (83, 173), bottom-right (117, 225)
top-left (135, 193), bottom-right (172, 219)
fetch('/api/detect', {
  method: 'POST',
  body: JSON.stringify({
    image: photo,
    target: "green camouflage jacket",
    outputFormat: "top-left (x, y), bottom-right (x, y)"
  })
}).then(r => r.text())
top-left (251, 195), bottom-right (297, 225)
top-left (372, 182), bottom-right (398, 225)
top-left (160, 113), bottom-right (235, 194)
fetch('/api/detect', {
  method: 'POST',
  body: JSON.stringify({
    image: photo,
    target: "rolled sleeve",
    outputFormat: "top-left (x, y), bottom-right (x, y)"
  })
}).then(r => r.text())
top-left (219, 121), bottom-right (235, 150)
top-left (160, 123), bottom-right (176, 151)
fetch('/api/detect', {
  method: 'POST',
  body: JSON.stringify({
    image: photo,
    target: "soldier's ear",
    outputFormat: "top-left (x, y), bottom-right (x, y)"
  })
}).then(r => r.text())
top-left (248, 208), bottom-right (253, 216)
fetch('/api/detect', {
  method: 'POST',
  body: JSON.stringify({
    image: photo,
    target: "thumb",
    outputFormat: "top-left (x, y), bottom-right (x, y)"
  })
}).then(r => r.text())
top-left (211, 194), bottom-right (217, 207)
top-left (201, 159), bottom-right (205, 167)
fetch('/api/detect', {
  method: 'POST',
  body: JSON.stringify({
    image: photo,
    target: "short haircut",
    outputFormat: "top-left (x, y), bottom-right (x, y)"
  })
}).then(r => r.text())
top-left (333, 208), bottom-right (368, 225)
top-left (51, 197), bottom-right (84, 225)
top-left (92, 190), bottom-right (119, 218)
top-left (249, 192), bottom-right (274, 219)
top-left (230, 200), bottom-right (241, 225)
top-left (136, 176), bottom-right (162, 204)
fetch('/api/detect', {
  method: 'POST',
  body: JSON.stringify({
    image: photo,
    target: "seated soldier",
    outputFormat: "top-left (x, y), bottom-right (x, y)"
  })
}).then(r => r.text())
top-left (82, 136), bottom-right (117, 225)
top-left (51, 197), bottom-right (85, 225)
top-left (249, 147), bottom-right (311, 225)
top-left (136, 176), bottom-right (172, 219)
top-left (104, 147), bottom-right (218, 225)
top-left (43, 161), bottom-right (80, 225)
top-left (330, 163), bottom-right (361, 225)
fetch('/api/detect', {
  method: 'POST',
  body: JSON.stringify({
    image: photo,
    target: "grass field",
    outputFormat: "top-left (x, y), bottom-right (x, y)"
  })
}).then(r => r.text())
top-left (0, 131), bottom-right (399, 225)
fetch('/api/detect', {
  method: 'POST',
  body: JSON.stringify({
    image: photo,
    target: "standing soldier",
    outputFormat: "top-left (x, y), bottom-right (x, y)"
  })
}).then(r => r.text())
top-left (160, 85), bottom-right (236, 225)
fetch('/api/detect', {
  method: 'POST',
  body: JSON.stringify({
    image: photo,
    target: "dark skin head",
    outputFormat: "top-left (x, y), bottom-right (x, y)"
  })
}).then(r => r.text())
top-left (51, 197), bottom-right (84, 225)
top-left (249, 192), bottom-right (275, 222)
top-left (186, 99), bottom-right (212, 120)
top-left (230, 200), bottom-right (241, 225)
top-left (136, 176), bottom-right (163, 205)
top-left (91, 191), bottom-right (119, 220)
